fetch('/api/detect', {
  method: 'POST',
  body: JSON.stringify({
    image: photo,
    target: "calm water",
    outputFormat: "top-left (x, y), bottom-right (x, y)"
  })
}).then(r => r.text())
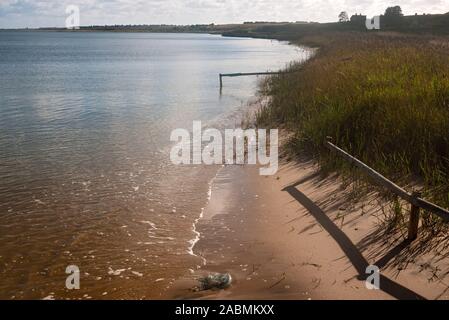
top-left (0, 31), bottom-right (311, 299)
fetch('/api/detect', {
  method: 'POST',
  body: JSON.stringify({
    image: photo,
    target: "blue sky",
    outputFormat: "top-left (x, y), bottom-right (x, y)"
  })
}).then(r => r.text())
top-left (0, 0), bottom-right (448, 28)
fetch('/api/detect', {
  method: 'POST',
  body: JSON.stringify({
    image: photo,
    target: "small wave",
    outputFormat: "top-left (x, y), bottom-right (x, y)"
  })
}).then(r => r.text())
top-left (131, 271), bottom-right (143, 277)
top-left (108, 267), bottom-right (127, 276)
top-left (140, 220), bottom-right (158, 229)
top-left (148, 235), bottom-right (175, 241)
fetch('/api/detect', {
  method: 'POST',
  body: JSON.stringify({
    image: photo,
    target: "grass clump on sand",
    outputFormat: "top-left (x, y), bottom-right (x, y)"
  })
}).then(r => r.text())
top-left (257, 33), bottom-right (449, 224)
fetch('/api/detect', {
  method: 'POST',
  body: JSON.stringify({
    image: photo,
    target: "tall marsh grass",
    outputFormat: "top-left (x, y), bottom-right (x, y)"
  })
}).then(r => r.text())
top-left (258, 33), bottom-right (449, 214)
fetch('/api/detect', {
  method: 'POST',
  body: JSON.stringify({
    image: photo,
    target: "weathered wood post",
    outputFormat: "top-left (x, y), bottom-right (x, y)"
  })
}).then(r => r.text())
top-left (219, 74), bottom-right (223, 89)
top-left (408, 191), bottom-right (421, 241)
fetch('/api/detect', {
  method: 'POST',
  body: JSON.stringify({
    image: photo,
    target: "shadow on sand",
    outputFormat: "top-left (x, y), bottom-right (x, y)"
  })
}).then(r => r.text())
top-left (282, 175), bottom-right (426, 300)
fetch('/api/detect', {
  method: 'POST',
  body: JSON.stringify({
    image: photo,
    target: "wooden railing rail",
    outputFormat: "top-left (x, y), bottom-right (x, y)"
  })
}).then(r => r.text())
top-left (326, 138), bottom-right (449, 240)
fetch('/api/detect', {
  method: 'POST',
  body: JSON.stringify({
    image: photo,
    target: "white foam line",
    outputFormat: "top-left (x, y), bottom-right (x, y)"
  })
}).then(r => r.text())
top-left (140, 220), bottom-right (158, 229)
top-left (187, 166), bottom-right (223, 265)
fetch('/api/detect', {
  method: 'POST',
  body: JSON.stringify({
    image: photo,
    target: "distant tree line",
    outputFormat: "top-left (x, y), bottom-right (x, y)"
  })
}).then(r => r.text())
top-left (337, 5), bottom-right (449, 33)
top-left (339, 6), bottom-right (403, 25)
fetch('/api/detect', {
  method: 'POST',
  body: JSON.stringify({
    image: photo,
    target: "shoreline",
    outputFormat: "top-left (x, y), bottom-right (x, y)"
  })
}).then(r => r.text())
top-left (187, 171), bottom-right (217, 264)
top-left (163, 155), bottom-right (449, 300)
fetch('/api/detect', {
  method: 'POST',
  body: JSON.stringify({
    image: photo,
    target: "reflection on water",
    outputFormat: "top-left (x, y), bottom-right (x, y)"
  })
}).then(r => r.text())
top-left (0, 31), bottom-right (312, 299)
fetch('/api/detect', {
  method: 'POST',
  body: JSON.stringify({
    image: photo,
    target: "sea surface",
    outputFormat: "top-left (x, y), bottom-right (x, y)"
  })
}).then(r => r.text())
top-left (0, 31), bottom-right (311, 299)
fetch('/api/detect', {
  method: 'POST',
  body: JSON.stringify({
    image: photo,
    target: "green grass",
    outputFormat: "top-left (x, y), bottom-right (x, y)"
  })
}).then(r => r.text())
top-left (257, 33), bottom-right (449, 217)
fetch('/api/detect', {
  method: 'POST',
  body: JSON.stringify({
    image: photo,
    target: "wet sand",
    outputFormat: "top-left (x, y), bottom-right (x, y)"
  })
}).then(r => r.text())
top-left (164, 156), bottom-right (449, 300)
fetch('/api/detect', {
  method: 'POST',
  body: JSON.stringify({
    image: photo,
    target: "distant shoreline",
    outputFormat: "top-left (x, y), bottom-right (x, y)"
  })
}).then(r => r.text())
top-left (2, 11), bottom-right (449, 39)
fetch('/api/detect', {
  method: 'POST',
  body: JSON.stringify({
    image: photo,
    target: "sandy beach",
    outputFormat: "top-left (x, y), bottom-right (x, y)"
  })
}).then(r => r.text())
top-left (164, 153), bottom-right (449, 300)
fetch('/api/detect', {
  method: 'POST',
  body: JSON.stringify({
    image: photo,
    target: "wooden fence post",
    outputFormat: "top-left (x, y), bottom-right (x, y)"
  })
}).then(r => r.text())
top-left (408, 192), bottom-right (421, 241)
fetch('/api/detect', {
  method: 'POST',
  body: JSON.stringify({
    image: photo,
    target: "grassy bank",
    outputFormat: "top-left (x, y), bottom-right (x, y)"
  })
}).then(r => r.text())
top-left (257, 32), bottom-right (449, 224)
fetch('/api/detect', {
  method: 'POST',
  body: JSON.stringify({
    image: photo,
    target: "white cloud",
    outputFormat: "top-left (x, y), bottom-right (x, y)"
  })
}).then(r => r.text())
top-left (0, 0), bottom-right (448, 28)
